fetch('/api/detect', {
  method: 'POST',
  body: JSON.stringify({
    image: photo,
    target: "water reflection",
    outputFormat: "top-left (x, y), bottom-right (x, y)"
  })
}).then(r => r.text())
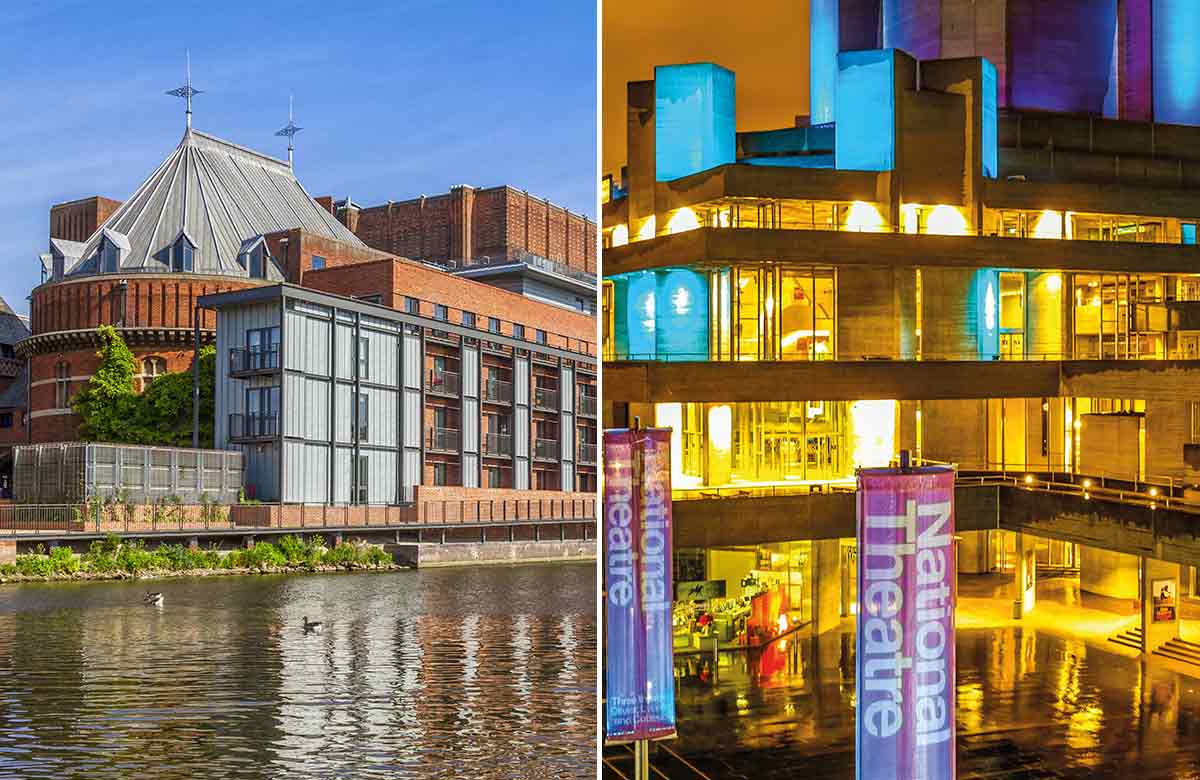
top-left (668, 625), bottom-right (1200, 779)
top-left (0, 565), bottom-right (594, 779)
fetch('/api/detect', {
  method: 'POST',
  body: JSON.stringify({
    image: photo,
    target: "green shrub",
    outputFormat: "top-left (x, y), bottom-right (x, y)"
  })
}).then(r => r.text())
top-left (49, 546), bottom-right (80, 575)
top-left (361, 546), bottom-right (392, 567)
top-left (244, 542), bottom-right (286, 570)
top-left (321, 542), bottom-right (360, 568)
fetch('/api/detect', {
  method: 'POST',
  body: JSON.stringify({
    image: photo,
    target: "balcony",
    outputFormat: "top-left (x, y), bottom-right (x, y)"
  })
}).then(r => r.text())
top-left (483, 377), bottom-right (513, 404)
top-left (578, 442), bottom-right (597, 464)
top-left (229, 412), bottom-right (278, 442)
top-left (427, 427), bottom-right (460, 453)
top-left (426, 368), bottom-right (460, 397)
top-left (229, 346), bottom-right (280, 377)
top-left (534, 438), bottom-right (559, 461)
top-left (577, 392), bottom-right (597, 417)
top-left (483, 432), bottom-right (513, 457)
top-left (533, 386), bottom-right (559, 412)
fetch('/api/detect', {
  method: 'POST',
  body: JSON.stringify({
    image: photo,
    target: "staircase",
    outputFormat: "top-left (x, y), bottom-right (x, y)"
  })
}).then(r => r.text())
top-left (1153, 636), bottom-right (1200, 666)
top-left (1108, 625), bottom-right (1143, 652)
top-left (1107, 625), bottom-right (1200, 667)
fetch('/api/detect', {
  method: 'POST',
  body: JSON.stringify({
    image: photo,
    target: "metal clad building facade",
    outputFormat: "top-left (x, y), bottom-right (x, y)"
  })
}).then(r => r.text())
top-left (204, 285), bottom-right (598, 503)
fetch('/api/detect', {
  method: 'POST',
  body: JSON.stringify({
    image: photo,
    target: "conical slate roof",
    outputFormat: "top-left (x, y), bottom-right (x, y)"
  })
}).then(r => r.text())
top-left (68, 128), bottom-right (362, 277)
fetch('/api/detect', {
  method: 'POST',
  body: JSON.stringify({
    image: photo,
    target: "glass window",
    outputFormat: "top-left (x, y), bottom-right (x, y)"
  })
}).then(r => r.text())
top-left (405, 297), bottom-right (419, 314)
top-left (1183, 223), bottom-right (1198, 245)
top-left (171, 236), bottom-right (194, 272)
top-left (434, 304), bottom-right (448, 321)
top-left (100, 238), bottom-right (119, 273)
top-left (356, 454), bottom-right (369, 504)
top-left (489, 317), bottom-right (501, 333)
top-left (249, 247), bottom-right (266, 279)
top-left (357, 336), bottom-right (369, 380)
top-left (356, 391), bottom-right (369, 440)
top-left (536, 329), bottom-right (547, 345)
top-left (462, 311), bottom-right (476, 328)
top-left (311, 255), bottom-right (326, 270)
top-left (55, 361), bottom-right (71, 409)
top-left (433, 461), bottom-right (447, 486)
top-left (513, 324), bottom-right (525, 340)
top-left (488, 468), bottom-right (502, 488)
top-left (0, 413), bottom-right (13, 429)
top-left (141, 356), bottom-right (167, 391)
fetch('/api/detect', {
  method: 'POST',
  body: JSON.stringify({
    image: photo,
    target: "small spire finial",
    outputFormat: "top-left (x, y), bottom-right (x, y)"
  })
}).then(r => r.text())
top-left (166, 50), bottom-right (203, 130)
top-left (275, 93), bottom-right (303, 167)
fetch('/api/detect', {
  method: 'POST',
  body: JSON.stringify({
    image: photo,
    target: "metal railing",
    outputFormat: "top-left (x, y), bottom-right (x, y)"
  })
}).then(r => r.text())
top-left (427, 427), bottom-right (460, 453)
top-left (426, 368), bottom-right (460, 396)
top-left (228, 413), bottom-right (278, 440)
top-left (533, 386), bottom-right (559, 411)
top-left (483, 378), bottom-right (513, 403)
top-left (534, 438), bottom-right (560, 460)
top-left (577, 393), bottom-right (597, 417)
top-left (229, 346), bottom-right (280, 375)
top-left (483, 432), bottom-right (513, 457)
top-left (0, 496), bottom-right (598, 537)
top-left (578, 443), bottom-right (597, 464)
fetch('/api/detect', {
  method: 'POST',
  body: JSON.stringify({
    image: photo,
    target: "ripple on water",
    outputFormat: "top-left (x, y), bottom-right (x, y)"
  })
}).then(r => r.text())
top-left (0, 564), bottom-right (596, 779)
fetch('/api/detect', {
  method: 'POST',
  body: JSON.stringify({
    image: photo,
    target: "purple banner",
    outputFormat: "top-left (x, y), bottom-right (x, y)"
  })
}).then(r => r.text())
top-left (856, 466), bottom-right (956, 780)
top-left (604, 428), bottom-right (676, 742)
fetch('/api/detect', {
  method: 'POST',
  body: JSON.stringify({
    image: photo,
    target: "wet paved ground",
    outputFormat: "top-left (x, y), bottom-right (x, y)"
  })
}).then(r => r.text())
top-left (606, 575), bottom-right (1200, 780)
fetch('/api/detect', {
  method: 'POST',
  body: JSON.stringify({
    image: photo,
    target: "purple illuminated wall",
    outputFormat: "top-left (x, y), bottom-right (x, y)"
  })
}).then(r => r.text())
top-left (1006, 0), bottom-right (1117, 114)
top-left (882, 0), bottom-right (940, 61)
top-left (1120, 0), bottom-right (1153, 121)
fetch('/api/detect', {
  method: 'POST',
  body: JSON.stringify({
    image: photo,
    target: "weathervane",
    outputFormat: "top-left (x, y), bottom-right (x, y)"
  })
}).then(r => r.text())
top-left (275, 94), bottom-right (303, 167)
top-left (166, 50), bottom-right (203, 130)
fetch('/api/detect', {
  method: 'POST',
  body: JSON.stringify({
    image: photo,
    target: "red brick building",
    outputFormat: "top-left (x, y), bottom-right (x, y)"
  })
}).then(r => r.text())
top-left (18, 126), bottom-right (598, 495)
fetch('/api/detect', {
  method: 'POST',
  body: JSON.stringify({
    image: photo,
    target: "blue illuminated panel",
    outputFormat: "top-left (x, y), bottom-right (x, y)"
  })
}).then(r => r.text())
top-left (655, 269), bottom-right (709, 359)
top-left (974, 269), bottom-right (999, 359)
top-left (810, 0), bottom-right (839, 125)
top-left (625, 272), bottom-right (658, 359)
top-left (982, 60), bottom-right (998, 178)
top-left (1153, 0), bottom-right (1200, 125)
top-left (1183, 223), bottom-right (1197, 245)
top-left (655, 63), bottom-right (736, 182)
top-left (835, 50), bottom-right (895, 171)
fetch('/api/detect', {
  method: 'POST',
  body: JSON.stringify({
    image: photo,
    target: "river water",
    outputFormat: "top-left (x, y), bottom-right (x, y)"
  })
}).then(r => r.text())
top-left (0, 563), bottom-right (596, 779)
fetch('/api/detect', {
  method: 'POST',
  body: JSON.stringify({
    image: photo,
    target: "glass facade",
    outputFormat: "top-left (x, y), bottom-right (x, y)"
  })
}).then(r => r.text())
top-left (654, 399), bottom-right (901, 490)
top-left (673, 542), bottom-right (813, 652)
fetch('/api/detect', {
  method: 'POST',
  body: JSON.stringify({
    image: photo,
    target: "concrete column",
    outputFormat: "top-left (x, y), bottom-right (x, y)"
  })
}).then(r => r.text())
top-left (811, 539), bottom-right (842, 635)
top-left (0, 539), bottom-right (15, 565)
top-left (957, 530), bottom-right (990, 574)
top-left (1141, 557), bottom-right (1181, 654)
top-left (1080, 546), bottom-right (1140, 601)
top-left (1014, 532), bottom-right (1036, 618)
top-left (706, 404), bottom-right (732, 485)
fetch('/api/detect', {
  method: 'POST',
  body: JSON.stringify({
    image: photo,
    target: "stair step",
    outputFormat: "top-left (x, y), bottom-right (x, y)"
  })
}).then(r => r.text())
top-left (1158, 641), bottom-right (1200, 662)
top-left (1171, 637), bottom-right (1200, 652)
top-left (1153, 647), bottom-right (1200, 666)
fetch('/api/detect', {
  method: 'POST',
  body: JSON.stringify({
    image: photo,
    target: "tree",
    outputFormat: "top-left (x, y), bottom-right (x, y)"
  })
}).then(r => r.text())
top-left (72, 325), bottom-right (138, 442)
top-left (73, 327), bottom-right (216, 448)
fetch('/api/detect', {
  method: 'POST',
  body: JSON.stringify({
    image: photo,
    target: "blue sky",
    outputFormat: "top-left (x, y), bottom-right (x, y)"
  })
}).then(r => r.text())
top-left (0, 0), bottom-right (596, 315)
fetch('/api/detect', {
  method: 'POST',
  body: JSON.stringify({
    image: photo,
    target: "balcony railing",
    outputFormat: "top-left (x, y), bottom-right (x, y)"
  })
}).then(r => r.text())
top-left (577, 393), bottom-right (597, 417)
top-left (483, 432), bottom-right (513, 457)
top-left (533, 386), bottom-right (559, 411)
top-left (229, 346), bottom-right (280, 376)
top-left (534, 438), bottom-right (559, 461)
top-left (427, 427), bottom-right (460, 453)
top-left (426, 368), bottom-right (460, 397)
top-left (578, 443), bottom-right (597, 464)
top-left (229, 412), bottom-right (278, 441)
top-left (483, 378), bottom-right (513, 404)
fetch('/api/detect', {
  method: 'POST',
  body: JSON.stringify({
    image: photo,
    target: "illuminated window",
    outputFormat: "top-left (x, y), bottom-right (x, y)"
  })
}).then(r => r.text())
top-left (311, 255), bottom-right (326, 270)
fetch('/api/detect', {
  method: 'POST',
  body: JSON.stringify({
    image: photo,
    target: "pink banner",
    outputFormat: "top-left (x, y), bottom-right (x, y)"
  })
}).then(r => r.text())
top-left (856, 466), bottom-right (956, 780)
top-left (603, 428), bottom-right (676, 742)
